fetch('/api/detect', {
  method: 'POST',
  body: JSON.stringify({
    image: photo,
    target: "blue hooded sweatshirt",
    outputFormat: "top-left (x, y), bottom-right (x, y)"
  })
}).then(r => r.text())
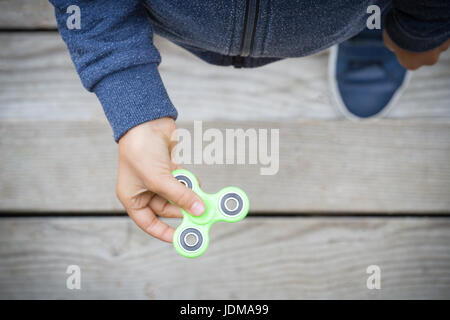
top-left (49, 0), bottom-right (450, 141)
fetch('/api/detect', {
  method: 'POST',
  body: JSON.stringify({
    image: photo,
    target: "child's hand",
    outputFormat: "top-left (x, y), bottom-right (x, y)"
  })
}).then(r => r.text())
top-left (383, 29), bottom-right (450, 70)
top-left (116, 117), bottom-right (205, 242)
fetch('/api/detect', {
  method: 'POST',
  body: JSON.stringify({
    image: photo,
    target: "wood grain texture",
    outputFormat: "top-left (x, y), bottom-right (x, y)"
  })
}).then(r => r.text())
top-left (1, 34), bottom-right (450, 213)
top-left (0, 216), bottom-right (449, 299)
top-left (1, 120), bottom-right (450, 213)
top-left (1, 33), bottom-right (450, 122)
top-left (0, 0), bottom-right (56, 29)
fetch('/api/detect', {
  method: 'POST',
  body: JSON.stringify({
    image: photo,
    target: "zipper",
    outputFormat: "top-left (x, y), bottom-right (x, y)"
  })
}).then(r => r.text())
top-left (232, 0), bottom-right (260, 68)
top-left (239, 0), bottom-right (260, 57)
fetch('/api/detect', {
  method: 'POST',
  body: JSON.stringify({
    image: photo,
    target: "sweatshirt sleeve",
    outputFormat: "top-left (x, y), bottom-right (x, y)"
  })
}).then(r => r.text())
top-left (384, 0), bottom-right (450, 52)
top-left (49, 0), bottom-right (178, 142)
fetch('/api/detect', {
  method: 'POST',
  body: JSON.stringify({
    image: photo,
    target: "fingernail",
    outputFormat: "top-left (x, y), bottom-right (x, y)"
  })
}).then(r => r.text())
top-left (190, 201), bottom-right (205, 215)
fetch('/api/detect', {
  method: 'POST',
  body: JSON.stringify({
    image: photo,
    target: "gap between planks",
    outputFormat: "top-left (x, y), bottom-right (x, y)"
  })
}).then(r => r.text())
top-left (1, 212), bottom-right (450, 218)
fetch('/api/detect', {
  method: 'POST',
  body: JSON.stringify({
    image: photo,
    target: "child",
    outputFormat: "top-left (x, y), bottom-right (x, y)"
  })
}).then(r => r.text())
top-left (49, 0), bottom-right (450, 242)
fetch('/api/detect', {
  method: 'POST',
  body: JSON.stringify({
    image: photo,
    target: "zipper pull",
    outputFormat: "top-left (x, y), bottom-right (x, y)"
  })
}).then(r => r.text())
top-left (232, 56), bottom-right (244, 68)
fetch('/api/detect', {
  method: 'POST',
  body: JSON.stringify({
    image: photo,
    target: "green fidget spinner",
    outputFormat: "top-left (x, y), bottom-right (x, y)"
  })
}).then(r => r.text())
top-left (172, 169), bottom-right (249, 258)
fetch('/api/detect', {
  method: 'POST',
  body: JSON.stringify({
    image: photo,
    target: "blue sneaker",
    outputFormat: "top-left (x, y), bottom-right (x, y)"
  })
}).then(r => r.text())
top-left (329, 29), bottom-right (411, 120)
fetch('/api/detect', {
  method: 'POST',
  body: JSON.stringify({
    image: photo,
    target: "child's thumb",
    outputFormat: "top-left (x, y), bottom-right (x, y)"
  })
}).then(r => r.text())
top-left (153, 175), bottom-right (205, 216)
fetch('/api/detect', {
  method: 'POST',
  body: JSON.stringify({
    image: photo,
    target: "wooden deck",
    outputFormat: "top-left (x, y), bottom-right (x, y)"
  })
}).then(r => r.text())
top-left (0, 1), bottom-right (449, 299)
top-left (1, 217), bottom-right (449, 299)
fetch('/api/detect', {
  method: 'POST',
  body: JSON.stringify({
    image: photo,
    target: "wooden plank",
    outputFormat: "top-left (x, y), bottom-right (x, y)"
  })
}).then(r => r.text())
top-left (1, 120), bottom-right (450, 213)
top-left (0, 1), bottom-right (56, 29)
top-left (1, 33), bottom-right (450, 122)
top-left (0, 216), bottom-right (449, 299)
top-left (1, 33), bottom-right (450, 213)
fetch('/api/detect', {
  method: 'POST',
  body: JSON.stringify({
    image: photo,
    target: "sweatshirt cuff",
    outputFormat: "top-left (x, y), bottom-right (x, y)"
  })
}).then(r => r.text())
top-left (385, 10), bottom-right (449, 52)
top-left (94, 63), bottom-right (178, 142)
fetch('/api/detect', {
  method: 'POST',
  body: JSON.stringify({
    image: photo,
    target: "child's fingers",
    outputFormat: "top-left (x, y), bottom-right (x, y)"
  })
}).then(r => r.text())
top-left (127, 206), bottom-right (175, 243)
top-left (149, 195), bottom-right (183, 218)
top-left (116, 165), bottom-right (175, 242)
top-left (170, 162), bottom-right (184, 171)
top-left (148, 172), bottom-right (205, 216)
